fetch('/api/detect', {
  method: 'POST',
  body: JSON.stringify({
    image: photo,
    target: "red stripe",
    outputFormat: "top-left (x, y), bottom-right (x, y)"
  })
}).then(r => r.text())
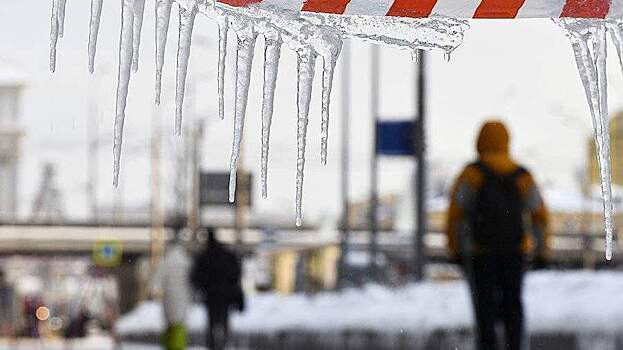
top-left (560, 0), bottom-right (610, 18)
top-left (301, 0), bottom-right (351, 14)
top-left (473, 0), bottom-right (526, 18)
top-left (218, 0), bottom-right (262, 6)
top-left (386, 0), bottom-right (438, 18)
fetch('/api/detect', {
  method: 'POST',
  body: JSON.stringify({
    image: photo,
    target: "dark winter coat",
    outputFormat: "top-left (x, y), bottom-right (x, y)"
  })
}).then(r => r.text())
top-left (190, 239), bottom-right (245, 312)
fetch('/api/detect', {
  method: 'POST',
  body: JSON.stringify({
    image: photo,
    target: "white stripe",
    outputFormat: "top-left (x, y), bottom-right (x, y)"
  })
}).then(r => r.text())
top-left (344, 0), bottom-right (394, 16)
top-left (517, 0), bottom-right (566, 18)
top-left (430, 0), bottom-right (481, 18)
top-left (608, 0), bottom-right (623, 18)
top-left (259, 0), bottom-right (305, 12)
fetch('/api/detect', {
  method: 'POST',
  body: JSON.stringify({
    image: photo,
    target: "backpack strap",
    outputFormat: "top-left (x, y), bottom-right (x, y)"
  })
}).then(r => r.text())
top-left (472, 161), bottom-right (526, 181)
top-left (507, 166), bottom-right (527, 181)
top-left (472, 161), bottom-right (493, 179)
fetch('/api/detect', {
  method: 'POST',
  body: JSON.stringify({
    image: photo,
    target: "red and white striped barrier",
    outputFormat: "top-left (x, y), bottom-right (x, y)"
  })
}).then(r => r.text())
top-left (220, 0), bottom-right (621, 19)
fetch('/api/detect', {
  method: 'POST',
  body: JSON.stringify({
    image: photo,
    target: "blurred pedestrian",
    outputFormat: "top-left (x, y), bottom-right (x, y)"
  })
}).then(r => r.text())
top-left (64, 308), bottom-right (90, 339)
top-left (152, 216), bottom-right (192, 350)
top-left (446, 120), bottom-right (550, 350)
top-left (0, 269), bottom-right (16, 337)
top-left (22, 295), bottom-right (42, 338)
top-left (190, 229), bottom-right (245, 350)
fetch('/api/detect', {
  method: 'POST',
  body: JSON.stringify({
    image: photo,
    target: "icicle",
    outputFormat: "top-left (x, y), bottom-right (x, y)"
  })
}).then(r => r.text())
top-left (260, 30), bottom-right (282, 198)
top-left (174, 5), bottom-right (198, 135)
top-left (558, 19), bottom-right (614, 259)
top-left (228, 21), bottom-right (258, 203)
top-left (217, 14), bottom-right (229, 120)
top-left (295, 48), bottom-right (317, 226)
top-left (411, 50), bottom-right (420, 63)
top-left (607, 20), bottom-right (623, 73)
top-left (88, 0), bottom-right (104, 74)
top-left (592, 24), bottom-right (614, 260)
top-left (113, 0), bottom-right (135, 187)
top-left (58, 0), bottom-right (67, 38)
top-left (320, 46), bottom-right (341, 165)
top-left (132, 0), bottom-right (146, 72)
top-left (154, 0), bottom-right (174, 105)
top-left (50, 0), bottom-right (60, 72)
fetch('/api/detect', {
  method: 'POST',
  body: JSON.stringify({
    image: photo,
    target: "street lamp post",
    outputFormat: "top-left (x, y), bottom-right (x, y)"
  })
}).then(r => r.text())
top-left (413, 50), bottom-right (427, 281)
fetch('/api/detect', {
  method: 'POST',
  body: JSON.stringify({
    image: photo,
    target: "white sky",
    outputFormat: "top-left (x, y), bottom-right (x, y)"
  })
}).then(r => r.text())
top-left (1, 1), bottom-right (621, 224)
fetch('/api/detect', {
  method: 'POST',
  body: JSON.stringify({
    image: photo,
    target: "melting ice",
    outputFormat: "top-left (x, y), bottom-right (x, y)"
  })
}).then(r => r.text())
top-left (556, 18), bottom-right (619, 260)
top-left (51, 0), bottom-right (470, 226)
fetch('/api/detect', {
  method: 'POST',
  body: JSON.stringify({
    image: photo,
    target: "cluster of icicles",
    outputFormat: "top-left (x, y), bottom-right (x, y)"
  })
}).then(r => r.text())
top-left (47, 1), bottom-right (619, 258)
top-left (49, 0), bottom-right (468, 227)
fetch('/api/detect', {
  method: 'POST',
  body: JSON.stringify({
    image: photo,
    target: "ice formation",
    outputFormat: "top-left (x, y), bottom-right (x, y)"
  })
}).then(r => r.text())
top-left (228, 17), bottom-right (259, 204)
top-left (174, 2), bottom-right (198, 135)
top-left (295, 48), bottom-right (316, 227)
top-left (49, 0), bottom-right (470, 226)
top-left (132, 0), bottom-right (146, 72)
top-left (113, 0), bottom-right (136, 187)
top-left (216, 12), bottom-right (229, 121)
top-left (88, 0), bottom-right (104, 73)
top-left (155, 0), bottom-right (174, 105)
top-left (556, 18), bottom-right (621, 260)
top-left (260, 27), bottom-right (282, 199)
top-left (49, 0), bottom-right (62, 72)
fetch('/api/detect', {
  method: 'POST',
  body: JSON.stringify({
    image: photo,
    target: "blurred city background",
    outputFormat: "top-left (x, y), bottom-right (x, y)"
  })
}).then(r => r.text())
top-left (2, 1), bottom-right (623, 349)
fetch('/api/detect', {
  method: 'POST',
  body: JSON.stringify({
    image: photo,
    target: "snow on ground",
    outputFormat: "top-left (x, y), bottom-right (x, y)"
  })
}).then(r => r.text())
top-left (116, 271), bottom-right (623, 336)
top-left (0, 337), bottom-right (206, 350)
top-left (0, 336), bottom-right (115, 350)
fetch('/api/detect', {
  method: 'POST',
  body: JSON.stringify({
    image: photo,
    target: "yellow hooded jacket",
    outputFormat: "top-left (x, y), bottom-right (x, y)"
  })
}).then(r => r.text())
top-left (446, 121), bottom-right (550, 258)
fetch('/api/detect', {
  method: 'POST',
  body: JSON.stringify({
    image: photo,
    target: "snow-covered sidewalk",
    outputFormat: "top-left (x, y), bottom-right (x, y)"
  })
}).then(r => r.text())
top-left (117, 271), bottom-right (623, 336)
top-left (0, 337), bottom-right (207, 350)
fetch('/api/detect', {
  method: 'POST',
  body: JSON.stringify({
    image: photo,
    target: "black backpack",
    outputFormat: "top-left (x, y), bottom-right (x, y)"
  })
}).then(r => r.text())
top-left (471, 162), bottom-right (526, 253)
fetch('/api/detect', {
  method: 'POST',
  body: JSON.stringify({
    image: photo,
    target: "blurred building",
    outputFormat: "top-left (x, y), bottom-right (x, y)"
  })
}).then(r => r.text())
top-left (346, 194), bottom-right (398, 230)
top-left (0, 61), bottom-right (24, 221)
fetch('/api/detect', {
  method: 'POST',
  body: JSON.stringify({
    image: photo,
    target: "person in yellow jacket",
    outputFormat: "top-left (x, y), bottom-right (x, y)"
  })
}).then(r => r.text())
top-left (446, 120), bottom-right (550, 350)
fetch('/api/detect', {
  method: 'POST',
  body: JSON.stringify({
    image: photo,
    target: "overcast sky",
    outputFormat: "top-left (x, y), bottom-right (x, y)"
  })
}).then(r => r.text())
top-left (1, 1), bottom-right (621, 224)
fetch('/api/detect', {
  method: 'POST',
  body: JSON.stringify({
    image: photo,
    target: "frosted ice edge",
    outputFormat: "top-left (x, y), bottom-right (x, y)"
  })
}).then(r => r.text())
top-left (228, 19), bottom-right (258, 203)
top-left (88, 0), bottom-right (104, 73)
top-left (556, 18), bottom-right (615, 260)
top-left (113, 0), bottom-right (135, 187)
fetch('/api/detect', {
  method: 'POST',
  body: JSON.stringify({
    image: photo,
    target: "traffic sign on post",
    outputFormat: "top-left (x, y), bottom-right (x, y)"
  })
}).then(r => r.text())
top-left (200, 172), bottom-right (253, 207)
top-left (93, 240), bottom-right (123, 268)
top-left (375, 120), bottom-right (418, 156)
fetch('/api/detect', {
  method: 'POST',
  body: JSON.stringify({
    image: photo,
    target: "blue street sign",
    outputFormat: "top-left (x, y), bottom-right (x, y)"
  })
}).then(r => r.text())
top-left (376, 120), bottom-right (416, 156)
top-left (93, 240), bottom-right (123, 267)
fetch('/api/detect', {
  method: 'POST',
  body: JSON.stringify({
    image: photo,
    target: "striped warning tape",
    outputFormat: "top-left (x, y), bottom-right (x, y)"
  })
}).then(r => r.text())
top-left (219, 0), bottom-right (620, 19)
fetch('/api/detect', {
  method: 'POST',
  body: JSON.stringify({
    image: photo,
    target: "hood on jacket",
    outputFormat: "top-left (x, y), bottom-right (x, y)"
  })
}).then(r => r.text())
top-left (476, 120), bottom-right (517, 174)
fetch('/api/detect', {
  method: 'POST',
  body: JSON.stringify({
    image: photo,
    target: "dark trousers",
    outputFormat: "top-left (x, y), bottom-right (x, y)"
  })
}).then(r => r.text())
top-left (206, 303), bottom-right (230, 350)
top-left (465, 254), bottom-right (525, 350)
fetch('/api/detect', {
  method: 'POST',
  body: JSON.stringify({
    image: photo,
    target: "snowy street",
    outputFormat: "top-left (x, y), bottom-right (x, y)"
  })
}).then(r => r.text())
top-left (118, 271), bottom-right (623, 335)
top-left (0, 337), bottom-right (209, 350)
top-left (115, 271), bottom-right (623, 350)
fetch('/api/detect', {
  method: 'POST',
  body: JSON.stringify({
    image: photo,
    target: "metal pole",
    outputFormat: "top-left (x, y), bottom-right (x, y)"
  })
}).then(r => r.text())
top-left (337, 40), bottom-right (351, 289)
top-left (413, 50), bottom-right (427, 281)
top-left (188, 81), bottom-right (203, 235)
top-left (369, 45), bottom-right (380, 280)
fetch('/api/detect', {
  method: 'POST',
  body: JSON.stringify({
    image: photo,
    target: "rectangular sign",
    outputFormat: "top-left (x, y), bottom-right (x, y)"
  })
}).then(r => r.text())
top-left (200, 172), bottom-right (253, 206)
top-left (376, 120), bottom-right (417, 156)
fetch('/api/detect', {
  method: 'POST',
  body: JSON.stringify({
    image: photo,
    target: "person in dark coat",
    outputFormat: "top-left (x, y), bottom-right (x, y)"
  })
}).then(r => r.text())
top-left (446, 121), bottom-right (550, 350)
top-left (0, 270), bottom-right (15, 337)
top-left (190, 229), bottom-right (244, 350)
